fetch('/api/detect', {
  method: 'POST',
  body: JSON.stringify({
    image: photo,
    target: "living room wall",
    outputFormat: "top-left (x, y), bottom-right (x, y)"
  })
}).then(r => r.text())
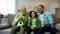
top-left (17, 0), bottom-right (60, 14)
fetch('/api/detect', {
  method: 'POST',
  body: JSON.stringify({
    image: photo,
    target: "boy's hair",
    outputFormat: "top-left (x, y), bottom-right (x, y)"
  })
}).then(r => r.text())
top-left (29, 11), bottom-right (37, 18)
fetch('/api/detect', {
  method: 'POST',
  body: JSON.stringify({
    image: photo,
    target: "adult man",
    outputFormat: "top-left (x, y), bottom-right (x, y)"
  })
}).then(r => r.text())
top-left (37, 5), bottom-right (56, 34)
top-left (12, 6), bottom-right (29, 34)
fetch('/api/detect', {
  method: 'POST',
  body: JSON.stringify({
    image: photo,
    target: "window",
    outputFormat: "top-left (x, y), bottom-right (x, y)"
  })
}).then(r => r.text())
top-left (0, 0), bottom-right (15, 15)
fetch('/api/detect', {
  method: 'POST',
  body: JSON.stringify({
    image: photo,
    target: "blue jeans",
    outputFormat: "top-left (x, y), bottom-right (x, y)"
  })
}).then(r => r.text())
top-left (26, 27), bottom-right (39, 34)
top-left (39, 26), bottom-right (56, 34)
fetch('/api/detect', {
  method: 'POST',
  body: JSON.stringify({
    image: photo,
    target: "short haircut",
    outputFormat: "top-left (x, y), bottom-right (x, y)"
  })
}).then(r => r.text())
top-left (29, 11), bottom-right (38, 18)
top-left (38, 5), bottom-right (44, 9)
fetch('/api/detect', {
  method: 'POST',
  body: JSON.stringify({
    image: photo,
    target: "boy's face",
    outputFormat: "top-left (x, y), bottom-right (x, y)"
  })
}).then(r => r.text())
top-left (31, 12), bottom-right (36, 18)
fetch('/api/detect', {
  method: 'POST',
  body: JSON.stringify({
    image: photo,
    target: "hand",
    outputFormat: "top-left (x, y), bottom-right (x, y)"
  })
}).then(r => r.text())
top-left (43, 23), bottom-right (50, 27)
top-left (45, 24), bottom-right (50, 27)
top-left (31, 25), bottom-right (38, 29)
top-left (43, 23), bottom-right (46, 26)
top-left (18, 16), bottom-right (23, 20)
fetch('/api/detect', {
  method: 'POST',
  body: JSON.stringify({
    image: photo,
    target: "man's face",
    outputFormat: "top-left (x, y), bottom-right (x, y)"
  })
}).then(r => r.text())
top-left (21, 7), bottom-right (27, 14)
top-left (38, 6), bottom-right (44, 13)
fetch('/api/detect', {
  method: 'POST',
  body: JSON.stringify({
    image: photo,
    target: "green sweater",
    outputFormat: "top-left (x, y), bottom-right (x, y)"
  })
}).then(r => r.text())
top-left (28, 18), bottom-right (41, 28)
top-left (12, 12), bottom-right (29, 27)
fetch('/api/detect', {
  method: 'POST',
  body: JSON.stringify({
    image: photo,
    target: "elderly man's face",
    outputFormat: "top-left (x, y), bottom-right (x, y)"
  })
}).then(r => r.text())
top-left (38, 6), bottom-right (44, 13)
top-left (21, 7), bottom-right (27, 14)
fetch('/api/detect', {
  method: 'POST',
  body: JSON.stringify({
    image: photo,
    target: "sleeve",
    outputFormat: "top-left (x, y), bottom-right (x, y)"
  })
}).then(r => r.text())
top-left (12, 13), bottom-right (21, 26)
top-left (36, 19), bottom-right (41, 28)
top-left (47, 13), bottom-right (54, 25)
top-left (27, 17), bottom-right (31, 27)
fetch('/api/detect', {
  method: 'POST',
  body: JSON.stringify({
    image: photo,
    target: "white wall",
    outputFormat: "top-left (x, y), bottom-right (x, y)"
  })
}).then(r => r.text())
top-left (17, 0), bottom-right (60, 14)
top-left (0, 0), bottom-right (59, 15)
top-left (18, 0), bottom-right (48, 12)
top-left (49, 3), bottom-right (60, 14)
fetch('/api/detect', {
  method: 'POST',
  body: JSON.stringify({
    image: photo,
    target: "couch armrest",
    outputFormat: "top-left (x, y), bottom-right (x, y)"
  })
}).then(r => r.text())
top-left (0, 23), bottom-right (12, 30)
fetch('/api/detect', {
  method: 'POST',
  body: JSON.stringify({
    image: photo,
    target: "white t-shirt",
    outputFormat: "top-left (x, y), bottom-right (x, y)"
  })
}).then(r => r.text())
top-left (39, 14), bottom-right (44, 27)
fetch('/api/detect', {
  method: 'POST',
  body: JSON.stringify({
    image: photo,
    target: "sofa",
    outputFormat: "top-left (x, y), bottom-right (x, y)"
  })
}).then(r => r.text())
top-left (0, 14), bottom-right (60, 34)
top-left (0, 14), bottom-right (15, 34)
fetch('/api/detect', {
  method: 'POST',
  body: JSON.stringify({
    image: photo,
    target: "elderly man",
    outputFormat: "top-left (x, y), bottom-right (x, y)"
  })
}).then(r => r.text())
top-left (12, 6), bottom-right (29, 34)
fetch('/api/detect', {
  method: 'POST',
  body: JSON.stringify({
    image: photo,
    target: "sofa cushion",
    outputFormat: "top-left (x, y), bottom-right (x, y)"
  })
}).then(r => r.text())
top-left (0, 27), bottom-right (13, 34)
top-left (8, 14), bottom-right (15, 24)
top-left (55, 23), bottom-right (60, 31)
top-left (0, 23), bottom-right (11, 29)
